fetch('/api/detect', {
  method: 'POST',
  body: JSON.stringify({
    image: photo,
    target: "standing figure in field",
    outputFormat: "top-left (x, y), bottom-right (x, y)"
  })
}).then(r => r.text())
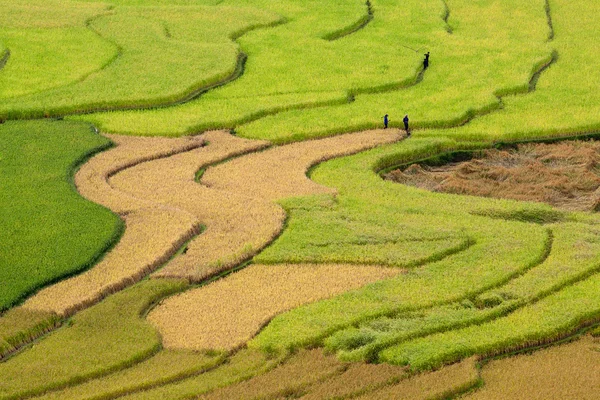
top-left (403, 114), bottom-right (410, 136)
top-left (423, 52), bottom-right (430, 69)
top-left (383, 114), bottom-right (389, 129)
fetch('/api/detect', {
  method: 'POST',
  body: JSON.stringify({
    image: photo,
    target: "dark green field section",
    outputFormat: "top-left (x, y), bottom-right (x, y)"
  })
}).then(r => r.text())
top-left (0, 120), bottom-right (121, 311)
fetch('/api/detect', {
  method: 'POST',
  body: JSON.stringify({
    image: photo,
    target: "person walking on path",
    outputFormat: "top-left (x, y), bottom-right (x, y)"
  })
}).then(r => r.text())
top-left (423, 52), bottom-right (430, 69)
top-left (403, 114), bottom-right (410, 136)
top-left (383, 114), bottom-right (389, 129)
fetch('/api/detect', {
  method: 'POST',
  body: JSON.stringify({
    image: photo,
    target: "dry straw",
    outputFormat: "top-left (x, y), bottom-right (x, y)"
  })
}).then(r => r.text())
top-left (387, 141), bottom-right (600, 212)
top-left (148, 264), bottom-right (401, 351)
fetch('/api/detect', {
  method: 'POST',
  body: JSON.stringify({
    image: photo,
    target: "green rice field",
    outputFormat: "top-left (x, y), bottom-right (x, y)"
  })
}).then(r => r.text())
top-left (1, 0), bottom-right (600, 398)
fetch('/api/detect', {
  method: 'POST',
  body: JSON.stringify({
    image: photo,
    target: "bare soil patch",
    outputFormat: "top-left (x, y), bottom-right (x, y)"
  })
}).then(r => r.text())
top-left (386, 141), bottom-right (600, 212)
top-left (148, 263), bottom-right (401, 351)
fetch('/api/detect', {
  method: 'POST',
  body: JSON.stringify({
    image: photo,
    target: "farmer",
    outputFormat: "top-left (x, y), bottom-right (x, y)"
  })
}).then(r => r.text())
top-left (423, 52), bottom-right (430, 69)
top-left (403, 114), bottom-right (410, 136)
top-left (383, 114), bottom-right (389, 129)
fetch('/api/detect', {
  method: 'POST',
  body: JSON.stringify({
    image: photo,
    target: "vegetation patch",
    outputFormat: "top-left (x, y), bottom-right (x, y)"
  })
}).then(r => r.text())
top-left (33, 350), bottom-right (224, 400)
top-left (0, 120), bottom-right (120, 311)
top-left (0, 279), bottom-right (187, 399)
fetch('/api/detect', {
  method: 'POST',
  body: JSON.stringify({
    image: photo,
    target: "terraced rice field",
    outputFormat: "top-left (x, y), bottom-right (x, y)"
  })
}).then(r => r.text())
top-left (2, 0), bottom-right (600, 398)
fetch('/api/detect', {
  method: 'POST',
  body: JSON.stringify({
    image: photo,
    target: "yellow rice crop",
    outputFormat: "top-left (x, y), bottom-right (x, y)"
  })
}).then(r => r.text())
top-left (22, 208), bottom-right (199, 316)
top-left (198, 349), bottom-right (345, 400)
top-left (148, 264), bottom-right (401, 351)
top-left (76, 134), bottom-right (205, 214)
top-left (464, 336), bottom-right (600, 400)
top-left (153, 130), bottom-right (400, 281)
top-left (299, 362), bottom-right (408, 400)
top-left (355, 357), bottom-right (479, 400)
top-left (106, 130), bottom-right (277, 282)
top-left (23, 131), bottom-right (266, 315)
top-left (202, 129), bottom-right (402, 201)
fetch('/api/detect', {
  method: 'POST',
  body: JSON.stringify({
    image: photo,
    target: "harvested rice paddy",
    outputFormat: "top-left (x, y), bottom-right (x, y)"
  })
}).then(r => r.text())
top-left (2, 0), bottom-right (600, 397)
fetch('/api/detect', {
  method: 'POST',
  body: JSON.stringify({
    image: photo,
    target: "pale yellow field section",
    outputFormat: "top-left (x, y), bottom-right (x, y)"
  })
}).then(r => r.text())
top-left (203, 129), bottom-right (404, 201)
top-left (22, 131), bottom-right (267, 316)
top-left (464, 336), bottom-right (600, 400)
top-left (153, 128), bottom-right (401, 280)
top-left (23, 129), bottom-right (401, 317)
top-left (148, 263), bottom-right (402, 351)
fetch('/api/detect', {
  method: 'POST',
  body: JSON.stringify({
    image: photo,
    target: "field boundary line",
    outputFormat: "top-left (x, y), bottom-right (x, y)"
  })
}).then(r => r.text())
top-left (323, 0), bottom-right (374, 41)
top-left (440, 0), bottom-right (453, 34)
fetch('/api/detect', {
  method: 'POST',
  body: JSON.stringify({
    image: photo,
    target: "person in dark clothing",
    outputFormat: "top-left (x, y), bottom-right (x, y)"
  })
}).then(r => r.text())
top-left (383, 114), bottom-right (389, 129)
top-left (403, 114), bottom-right (410, 136)
top-left (423, 52), bottom-right (430, 69)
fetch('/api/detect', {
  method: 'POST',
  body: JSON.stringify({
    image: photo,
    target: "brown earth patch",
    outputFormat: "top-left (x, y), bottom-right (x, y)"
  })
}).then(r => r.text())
top-left (464, 336), bottom-right (600, 400)
top-left (196, 350), bottom-right (473, 400)
top-left (297, 361), bottom-right (408, 400)
top-left (198, 349), bottom-right (345, 400)
top-left (148, 263), bottom-right (402, 351)
top-left (386, 141), bottom-right (600, 212)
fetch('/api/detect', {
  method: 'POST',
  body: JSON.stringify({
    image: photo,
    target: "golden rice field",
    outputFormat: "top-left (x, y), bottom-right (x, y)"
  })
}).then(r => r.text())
top-left (463, 336), bottom-right (600, 400)
top-left (3, 0), bottom-right (600, 398)
top-left (148, 263), bottom-right (401, 350)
